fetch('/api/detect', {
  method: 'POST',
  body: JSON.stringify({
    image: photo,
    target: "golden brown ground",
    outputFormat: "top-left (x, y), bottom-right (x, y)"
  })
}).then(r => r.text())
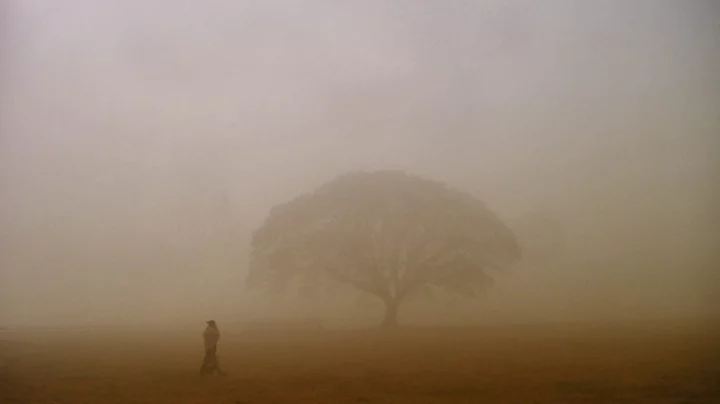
top-left (1, 321), bottom-right (719, 403)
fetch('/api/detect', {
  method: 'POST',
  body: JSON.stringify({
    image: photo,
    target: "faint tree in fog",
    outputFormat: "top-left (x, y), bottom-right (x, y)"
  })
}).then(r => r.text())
top-left (246, 170), bottom-right (521, 327)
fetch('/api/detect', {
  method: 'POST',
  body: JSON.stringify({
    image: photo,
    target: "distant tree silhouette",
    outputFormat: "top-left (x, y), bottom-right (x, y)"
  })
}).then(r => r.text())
top-left (246, 170), bottom-right (521, 327)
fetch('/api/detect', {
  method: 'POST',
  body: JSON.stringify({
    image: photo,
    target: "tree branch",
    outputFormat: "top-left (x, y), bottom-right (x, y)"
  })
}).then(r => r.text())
top-left (329, 270), bottom-right (392, 303)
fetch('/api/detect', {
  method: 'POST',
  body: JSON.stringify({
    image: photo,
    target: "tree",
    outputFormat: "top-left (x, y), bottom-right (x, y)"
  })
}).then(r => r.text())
top-left (246, 170), bottom-right (521, 327)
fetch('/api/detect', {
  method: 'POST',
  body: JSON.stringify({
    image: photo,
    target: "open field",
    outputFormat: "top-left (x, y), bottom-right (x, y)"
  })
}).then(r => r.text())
top-left (1, 321), bottom-right (719, 403)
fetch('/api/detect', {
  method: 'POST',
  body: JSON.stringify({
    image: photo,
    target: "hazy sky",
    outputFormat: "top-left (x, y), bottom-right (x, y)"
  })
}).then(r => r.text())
top-left (1, 0), bottom-right (718, 326)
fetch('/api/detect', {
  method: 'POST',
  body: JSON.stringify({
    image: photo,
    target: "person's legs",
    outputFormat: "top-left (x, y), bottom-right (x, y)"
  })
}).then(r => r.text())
top-left (214, 356), bottom-right (226, 376)
top-left (208, 346), bottom-right (226, 376)
top-left (200, 346), bottom-right (218, 375)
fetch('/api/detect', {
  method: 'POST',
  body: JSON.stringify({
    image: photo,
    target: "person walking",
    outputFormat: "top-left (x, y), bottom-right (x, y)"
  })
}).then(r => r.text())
top-left (200, 320), bottom-right (225, 376)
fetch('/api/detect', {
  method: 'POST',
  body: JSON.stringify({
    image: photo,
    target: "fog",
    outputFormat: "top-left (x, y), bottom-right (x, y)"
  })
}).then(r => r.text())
top-left (1, 0), bottom-right (718, 327)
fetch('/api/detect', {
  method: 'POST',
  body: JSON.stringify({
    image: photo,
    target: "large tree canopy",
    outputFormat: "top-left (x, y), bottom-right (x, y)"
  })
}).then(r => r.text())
top-left (246, 170), bottom-right (521, 327)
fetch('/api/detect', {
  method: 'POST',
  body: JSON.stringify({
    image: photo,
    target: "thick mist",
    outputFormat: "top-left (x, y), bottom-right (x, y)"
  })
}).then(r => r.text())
top-left (1, 0), bottom-right (718, 327)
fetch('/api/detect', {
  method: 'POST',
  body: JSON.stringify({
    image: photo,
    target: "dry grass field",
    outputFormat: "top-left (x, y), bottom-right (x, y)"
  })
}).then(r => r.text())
top-left (1, 321), bottom-right (719, 403)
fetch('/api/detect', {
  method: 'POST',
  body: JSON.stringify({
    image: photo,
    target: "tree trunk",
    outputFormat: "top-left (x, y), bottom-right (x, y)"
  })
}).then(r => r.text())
top-left (381, 300), bottom-right (399, 328)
